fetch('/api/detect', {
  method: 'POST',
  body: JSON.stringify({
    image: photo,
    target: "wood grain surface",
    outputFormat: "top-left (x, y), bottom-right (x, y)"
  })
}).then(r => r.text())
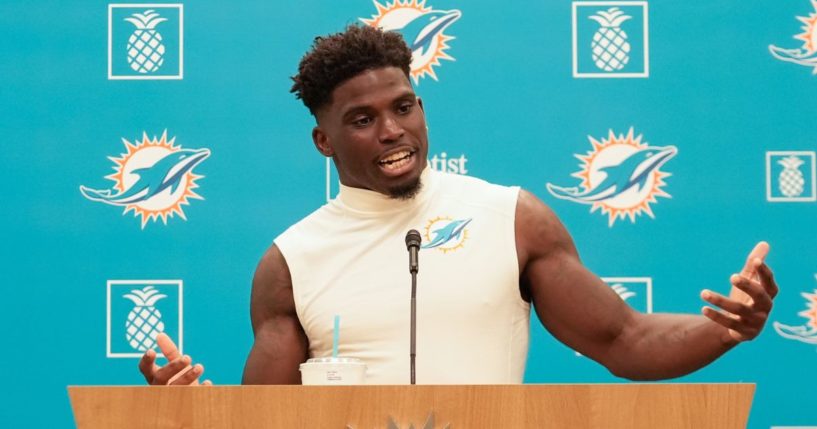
top-left (68, 383), bottom-right (754, 428)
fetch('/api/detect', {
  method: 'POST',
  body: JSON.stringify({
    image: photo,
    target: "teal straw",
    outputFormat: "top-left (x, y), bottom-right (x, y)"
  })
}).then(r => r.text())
top-left (332, 315), bottom-right (340, 358)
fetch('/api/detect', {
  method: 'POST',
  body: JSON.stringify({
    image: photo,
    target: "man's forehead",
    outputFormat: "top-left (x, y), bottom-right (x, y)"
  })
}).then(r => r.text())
top-left (332, 68), bottom-right (414, 108)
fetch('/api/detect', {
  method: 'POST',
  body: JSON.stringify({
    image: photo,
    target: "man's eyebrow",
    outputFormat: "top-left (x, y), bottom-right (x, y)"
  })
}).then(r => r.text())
top-left (394, 91), bottom-right (417, 102)
top-left (340, 105), bottom-right (370, 121)
top-left (340, 91), bottom-right (417, 120)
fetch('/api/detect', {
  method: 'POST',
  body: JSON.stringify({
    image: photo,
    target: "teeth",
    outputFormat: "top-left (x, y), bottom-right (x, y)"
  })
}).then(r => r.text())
top-left (383, 158), bottom-right (409, 170)
top-left (379, 151), bottom-right (413, 171)
top-left (380, 150), bottom-right (411, 164)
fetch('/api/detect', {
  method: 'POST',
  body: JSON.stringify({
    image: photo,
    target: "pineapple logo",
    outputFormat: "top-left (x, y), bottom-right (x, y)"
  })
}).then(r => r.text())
top-left (576, 277), bottom-right (651, 357)
top-left (124, 286), bottom-right (167, 351)
top-left (589, 8), bottom-right (631, 71)
top-left (610, 283), bottom-right (636, 301)
top-left (573, 2), bottom-right (649, 78)
top-left (108, 4), bottom-right (183, 80)
top-left (546, 128), bottom-right (677, 226)
top-left (778, 156), bottom-right (806, 198)
top-left (124, 10), bottom-right (167, 74)
top-left (107, 280), bottom-right (182, 358)
top-left (361, 0), bottom-right (461, 83)
top-left (604, 277), bottom-right (653, 313)
top-left (769, 0), bottom-right (817, 73)
top-left (80, 130), bottom-right (210, 228)
top-left (766, 151), bottom-right (816, 202)
top-left (773, 277), bottom-right (817, 346)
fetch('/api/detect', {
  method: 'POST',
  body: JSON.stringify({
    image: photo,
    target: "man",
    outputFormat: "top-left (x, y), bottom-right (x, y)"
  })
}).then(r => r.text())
top-left (139, 25), bottom-right (778, 386)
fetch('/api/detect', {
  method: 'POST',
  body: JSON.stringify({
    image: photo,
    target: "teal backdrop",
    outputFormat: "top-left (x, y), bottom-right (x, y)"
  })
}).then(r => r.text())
top-left (2, 1), bottom-right (816, 427)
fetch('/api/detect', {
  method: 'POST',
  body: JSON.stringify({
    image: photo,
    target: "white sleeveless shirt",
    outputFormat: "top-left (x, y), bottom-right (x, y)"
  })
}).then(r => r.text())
top-left (275, 166), bottom-right (530, 384)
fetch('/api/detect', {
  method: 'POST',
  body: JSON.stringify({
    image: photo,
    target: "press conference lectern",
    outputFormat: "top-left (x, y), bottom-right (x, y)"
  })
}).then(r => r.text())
top-left (68, 384), bottom-right (754, 428)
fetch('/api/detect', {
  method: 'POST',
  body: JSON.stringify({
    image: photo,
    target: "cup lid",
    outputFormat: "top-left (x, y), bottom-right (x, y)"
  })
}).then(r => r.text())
top-left (304, 357), bottom-right (365, 365)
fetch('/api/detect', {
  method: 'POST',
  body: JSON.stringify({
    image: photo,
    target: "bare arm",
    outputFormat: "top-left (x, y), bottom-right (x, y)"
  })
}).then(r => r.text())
top-left (515, 190), bottom-right (776, 380)
top-left (241, 244), bottom-right (309, 384)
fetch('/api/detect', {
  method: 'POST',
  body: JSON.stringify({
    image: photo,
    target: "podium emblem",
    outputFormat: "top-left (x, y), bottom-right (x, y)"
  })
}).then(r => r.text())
top-left (347, 412), bottom-right (450, 429)
top-left (107, 280), bottom-right (182, 358)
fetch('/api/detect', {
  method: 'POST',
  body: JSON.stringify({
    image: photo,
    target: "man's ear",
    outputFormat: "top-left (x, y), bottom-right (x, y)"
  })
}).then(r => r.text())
top-left (312, 127), bottom-right (333, 157)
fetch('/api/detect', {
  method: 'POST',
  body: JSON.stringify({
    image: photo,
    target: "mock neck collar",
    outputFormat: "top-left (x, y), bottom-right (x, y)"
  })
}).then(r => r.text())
top-left (335, 164), bottom-right (436, 214)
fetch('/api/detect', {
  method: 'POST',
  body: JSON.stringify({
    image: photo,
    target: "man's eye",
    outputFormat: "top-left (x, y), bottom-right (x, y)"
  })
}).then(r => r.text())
top-left (353, 116), bottom-right (372, 127)
top-left (397, 103), bottom-right (413, 114)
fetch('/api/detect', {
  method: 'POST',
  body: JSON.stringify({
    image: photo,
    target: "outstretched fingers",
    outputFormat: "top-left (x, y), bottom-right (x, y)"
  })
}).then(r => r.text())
top-left (740, 241), bottom-right (769, 277)
top-left (755, 261), bottom-right (779, 298)
top-left (168, 364), bottom-right (205, 385)
top-left (701, 306), bottom-right (744, 333)
top-left (730, 273), bottom-right (773, 312)
top-left (138, 349), bottom-right (159, 384)
top-left (141, 334), bottom-right (210, 386)
top-left (701, 290), bottom-right (752, 317)
top-left (152, 355), bottom-right (192, 385)
top-left (156, 333), bottom-right (182, 361)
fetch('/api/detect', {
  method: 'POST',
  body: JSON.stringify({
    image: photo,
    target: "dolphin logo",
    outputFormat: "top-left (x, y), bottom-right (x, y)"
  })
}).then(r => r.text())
top-left (773, 322), bottom-right (817, 344)
top-left (423, 218), bottom-right (471, 249)
top-left (769, 45), bottom-right (817, 73)
top-left (80, 148), bottom-right (210, 206)
top-left (395, 9), bottom-right (461, 56)
top-left (773, 286), bottom-right (817, 345)
top-left (547, 145), bottom-right (677, 204)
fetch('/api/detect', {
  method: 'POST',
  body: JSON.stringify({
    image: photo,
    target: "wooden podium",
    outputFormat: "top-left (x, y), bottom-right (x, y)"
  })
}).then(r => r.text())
top-left (68, 384), bottom-right (754, 428)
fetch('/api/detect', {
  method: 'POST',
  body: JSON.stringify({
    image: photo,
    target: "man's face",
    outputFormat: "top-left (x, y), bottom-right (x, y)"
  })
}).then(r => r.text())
top-left (312, 67), bottom-right (429, 199)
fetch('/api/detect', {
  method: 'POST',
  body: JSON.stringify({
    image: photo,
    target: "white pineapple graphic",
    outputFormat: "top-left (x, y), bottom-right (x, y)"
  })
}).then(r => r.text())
top-left (123, 286), bottom-right (167, 351)
top-left (589, 7), bottom-right (632, 72)
top-left (124, 10), bottom-right (167, 74)
top-left (610, 283), bottom-right (636, 301)
top-left (778, 155), bottom-right (806, 197)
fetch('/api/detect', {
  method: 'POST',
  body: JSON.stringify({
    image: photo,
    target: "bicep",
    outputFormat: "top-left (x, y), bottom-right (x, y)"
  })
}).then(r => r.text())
top-left (242, 245), bottom-right (309, 385)
top-left (516, 190), bottom-right (636, 363)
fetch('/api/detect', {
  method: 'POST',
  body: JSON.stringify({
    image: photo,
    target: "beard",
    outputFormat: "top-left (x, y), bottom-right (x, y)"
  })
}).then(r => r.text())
top-left (387, 177), bottom-right (422, 200)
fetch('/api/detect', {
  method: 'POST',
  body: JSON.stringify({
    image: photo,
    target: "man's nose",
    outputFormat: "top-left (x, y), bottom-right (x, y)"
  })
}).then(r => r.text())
top-left (378, 116), bottom-right (404, 144)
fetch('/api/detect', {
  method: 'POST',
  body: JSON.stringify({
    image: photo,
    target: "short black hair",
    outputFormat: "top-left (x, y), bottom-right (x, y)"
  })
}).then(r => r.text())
top-left (291, 25), bottom-right (413, 116)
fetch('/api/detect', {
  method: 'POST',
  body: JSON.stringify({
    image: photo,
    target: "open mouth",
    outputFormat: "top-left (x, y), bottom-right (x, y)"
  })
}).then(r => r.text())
top-left (378, 149), bottom-right (415, 172)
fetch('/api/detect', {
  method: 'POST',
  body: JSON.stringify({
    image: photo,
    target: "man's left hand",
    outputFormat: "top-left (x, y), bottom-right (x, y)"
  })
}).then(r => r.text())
top-left (700, 241), bottom-right (779, 343)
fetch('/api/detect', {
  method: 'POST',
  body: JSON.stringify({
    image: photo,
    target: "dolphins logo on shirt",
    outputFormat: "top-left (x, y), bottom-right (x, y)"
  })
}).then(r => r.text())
top-left (422, 217), bottom-right (471, 253)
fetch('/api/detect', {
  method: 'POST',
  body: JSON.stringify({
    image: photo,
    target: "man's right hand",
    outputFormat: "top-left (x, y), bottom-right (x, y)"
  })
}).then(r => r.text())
top-left (138, 333), bottom-right (212, 385)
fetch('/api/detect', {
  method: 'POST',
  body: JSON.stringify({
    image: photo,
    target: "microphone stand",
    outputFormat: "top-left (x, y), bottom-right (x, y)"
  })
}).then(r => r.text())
top-left (410, 263), bottom-right (417, 385)
top-left (405, 230), bottom-right (421, 385)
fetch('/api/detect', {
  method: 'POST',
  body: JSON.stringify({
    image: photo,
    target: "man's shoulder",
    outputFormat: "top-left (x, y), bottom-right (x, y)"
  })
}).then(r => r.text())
top-left (435, 170), bottom-right (520, 204)
top-left (274, 202), bottom-right (338, 248)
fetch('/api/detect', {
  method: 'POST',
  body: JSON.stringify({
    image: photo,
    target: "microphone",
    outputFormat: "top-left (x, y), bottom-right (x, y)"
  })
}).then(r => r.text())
top-left (405, 229), bottom-right (421, 274)
top-left (405, 229), bottom-right (421, 385)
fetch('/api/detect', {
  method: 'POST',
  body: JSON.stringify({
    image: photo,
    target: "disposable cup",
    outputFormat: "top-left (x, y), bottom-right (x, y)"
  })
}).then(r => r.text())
top-left (299, 357), bottom-right (367, 385)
